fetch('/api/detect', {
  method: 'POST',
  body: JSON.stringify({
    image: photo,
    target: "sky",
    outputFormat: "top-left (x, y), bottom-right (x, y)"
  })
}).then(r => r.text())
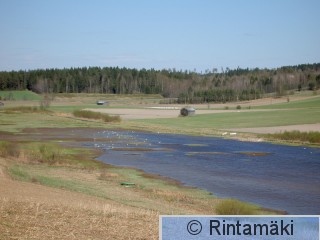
top-left (0, 0), bottom-right (319, 72)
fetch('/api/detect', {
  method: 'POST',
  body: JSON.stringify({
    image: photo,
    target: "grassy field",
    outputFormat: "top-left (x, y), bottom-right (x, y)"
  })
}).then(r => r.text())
top-left (0, 104), bottom-right (121, 132)
top-left (253, 95), bottom-right (320, 109)
top-left (1, 91), bottom-right (319, 136)
top-left (133, 107), bottom-right (320, 131)
top-left (1, 91), bottom-right (317, 238)
top-left (0, 90), bottom-right (42, 101)
top-left (126, 95), bottom-right (320, 141)
top-left (0, 111), bottom-right (109, 132)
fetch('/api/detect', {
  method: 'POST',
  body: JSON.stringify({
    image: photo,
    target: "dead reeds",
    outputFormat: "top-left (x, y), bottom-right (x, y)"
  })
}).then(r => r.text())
top-left (73, 110), bottom-right (121, 122)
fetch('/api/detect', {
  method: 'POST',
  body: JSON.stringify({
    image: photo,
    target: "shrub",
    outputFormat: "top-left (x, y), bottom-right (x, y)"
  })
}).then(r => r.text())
top-left (73, 110), bottom-right (120, 122)
top-left (39, 97), bottom-right (51, 110)
top-left (38, 144), bottom-right (62, 164)
top-left (215, 199), bottom-right (258, 215)
top-left (101, 114), bottom-right (121, 122)
top-left (308, 82), bottom-right (315, 91)
top-left (236, 105), bottom-right (241, 110)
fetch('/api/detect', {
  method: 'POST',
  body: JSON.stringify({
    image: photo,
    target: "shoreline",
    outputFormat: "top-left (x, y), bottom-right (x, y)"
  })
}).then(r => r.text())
top-left (88, 127), bottom-right (318, 213)
top-left (83, 127), bottom-right (292, 214)
top-left (4, 120), bottom-right (319, 214)
top-left (120, 121), bottom-right (320, 148)
top-left (0, 127), bottom-right (284, 215)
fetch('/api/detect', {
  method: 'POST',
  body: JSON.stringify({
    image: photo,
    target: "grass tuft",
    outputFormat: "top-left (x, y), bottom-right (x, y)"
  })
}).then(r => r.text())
top-left (73, 110), bottom-right (121, 122)
top-left (2, 140), bottom-right (105, 169)
top-left (0, 141), bottom-right (19, 158)
top-left (8, 165), bottom-right (32, 181)
top-left (215, 199), bottom-right (258, 215)
top-left (28, 144), bottom-right (65, 164)
top-left (267, 131), bottom-right (320, 144)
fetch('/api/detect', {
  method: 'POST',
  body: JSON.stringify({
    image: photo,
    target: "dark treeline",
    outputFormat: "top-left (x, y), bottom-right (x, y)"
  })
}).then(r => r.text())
top-left (0, 63), bottom-right (320, 103)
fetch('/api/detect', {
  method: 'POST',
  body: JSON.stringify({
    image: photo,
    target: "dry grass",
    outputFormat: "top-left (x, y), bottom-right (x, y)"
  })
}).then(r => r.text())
top-left (0, 155), bottom-right (159, 239)
top-left (0, 141), bottom-right (18, 158)
top-left (2, 106), bottom-right (50, 114)
top-left (0, 198), bottom-right (157, 240)
top-left (267, 130), bottom-right (320, 144)
top-left (1, 140), bottom-right (105, 170)
top-left (73, 110), bottom-right (121, 122)
top-left (98, 169), bottom-right (119, 180)
top-left (0, 152), bottom-right (219, 239)
top-left (145, 188), bottom-right (196, 205)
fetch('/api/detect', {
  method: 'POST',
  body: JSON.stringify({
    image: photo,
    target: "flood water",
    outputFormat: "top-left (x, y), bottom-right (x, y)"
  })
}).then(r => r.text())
top-left (83, 130), bottom-right (320, 214)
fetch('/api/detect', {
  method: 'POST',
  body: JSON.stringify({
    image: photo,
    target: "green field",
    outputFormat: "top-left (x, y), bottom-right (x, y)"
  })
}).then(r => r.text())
top-left (0, 90), bottom-right (42, 101)
top-left (254, 95), bottom-right (320, 109)
top-left (134, 103), bottom-right (320, 130)
top-left (0, 111), bottom-right (118, 133)
top-left (1, 91), bottom-right (319, 143)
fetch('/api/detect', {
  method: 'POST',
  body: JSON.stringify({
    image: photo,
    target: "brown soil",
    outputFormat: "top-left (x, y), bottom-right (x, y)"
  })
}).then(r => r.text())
top-left (0, 158), bottom-right (158, 240)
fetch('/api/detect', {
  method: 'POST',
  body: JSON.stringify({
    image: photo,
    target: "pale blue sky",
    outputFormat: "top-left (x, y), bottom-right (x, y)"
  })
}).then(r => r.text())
top-left (0, 0), bottom-right (319, 71)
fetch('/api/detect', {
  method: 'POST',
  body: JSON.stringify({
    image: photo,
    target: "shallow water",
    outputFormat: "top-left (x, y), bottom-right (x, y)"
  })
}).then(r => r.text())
top-left (83, 130), bottom-right (320, 214)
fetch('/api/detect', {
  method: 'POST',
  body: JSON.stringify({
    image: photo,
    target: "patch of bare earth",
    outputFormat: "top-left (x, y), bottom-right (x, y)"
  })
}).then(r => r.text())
top-left (0, 158), bottom-right (157, 240)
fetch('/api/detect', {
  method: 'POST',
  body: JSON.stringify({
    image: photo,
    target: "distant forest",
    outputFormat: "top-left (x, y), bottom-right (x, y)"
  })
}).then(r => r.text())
top-left (0, 63), bottom-right (320, 103)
